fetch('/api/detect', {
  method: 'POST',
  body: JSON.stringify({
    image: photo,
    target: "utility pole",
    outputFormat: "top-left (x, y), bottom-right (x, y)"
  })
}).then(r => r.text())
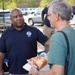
top-left (2, 0), bottom-right (5, 23)
top-left (2, 0), bottom-right (6, 29)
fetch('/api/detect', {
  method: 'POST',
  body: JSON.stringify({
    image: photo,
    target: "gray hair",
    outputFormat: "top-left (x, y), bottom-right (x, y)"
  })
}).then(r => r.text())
top-left (48, 1), bottom-right (73, 21)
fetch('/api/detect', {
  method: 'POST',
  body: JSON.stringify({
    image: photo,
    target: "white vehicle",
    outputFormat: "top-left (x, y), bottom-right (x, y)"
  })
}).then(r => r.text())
top-left (23, 10), bottom-right (42, 26)
top-left (18, 8), bottom-right (29, 15)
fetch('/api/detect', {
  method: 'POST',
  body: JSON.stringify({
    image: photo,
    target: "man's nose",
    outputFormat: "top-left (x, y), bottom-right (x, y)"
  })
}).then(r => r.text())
top-left (17, 16), bottom-right (22, 20)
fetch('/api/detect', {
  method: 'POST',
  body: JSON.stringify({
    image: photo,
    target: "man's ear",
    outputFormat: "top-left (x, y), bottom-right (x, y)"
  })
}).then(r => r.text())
top-left (55, 13), bottom-right (59, 21)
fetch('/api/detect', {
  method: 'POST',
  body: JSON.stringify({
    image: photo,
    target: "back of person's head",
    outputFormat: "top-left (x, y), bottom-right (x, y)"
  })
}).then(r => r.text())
top-left (48, 0), bottom-right (73, 21)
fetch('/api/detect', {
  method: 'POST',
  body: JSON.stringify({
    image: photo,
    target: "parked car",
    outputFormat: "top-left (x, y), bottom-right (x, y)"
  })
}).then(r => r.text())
top-left (0, 9), bottom-right (43, 26)
top-left (23, 10), bottom-right (42, 26)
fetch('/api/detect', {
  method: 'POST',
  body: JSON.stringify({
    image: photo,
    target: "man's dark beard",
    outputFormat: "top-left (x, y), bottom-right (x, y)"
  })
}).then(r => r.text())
top-left (14, 24), bottom-right (24, 30)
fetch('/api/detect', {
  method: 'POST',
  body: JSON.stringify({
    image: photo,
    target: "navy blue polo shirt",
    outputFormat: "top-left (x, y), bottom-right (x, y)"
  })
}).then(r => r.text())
top-left (0, 23), bottom-right (48, 74)
top-left (42, 7), bottom-right (51, 27)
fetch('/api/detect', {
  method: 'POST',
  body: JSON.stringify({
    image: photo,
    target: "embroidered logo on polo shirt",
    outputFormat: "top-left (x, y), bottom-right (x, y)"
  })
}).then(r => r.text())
top-left (26, 31), bottom-right (32, 37)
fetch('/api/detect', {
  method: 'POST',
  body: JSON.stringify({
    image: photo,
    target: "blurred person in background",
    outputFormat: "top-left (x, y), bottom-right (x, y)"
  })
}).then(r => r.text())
top-left (29, 0), bottom-right (75, 75)
top-left (0, 9), bottom-right (49, 75)
top-left (41, 6), bottom-right (55, 53)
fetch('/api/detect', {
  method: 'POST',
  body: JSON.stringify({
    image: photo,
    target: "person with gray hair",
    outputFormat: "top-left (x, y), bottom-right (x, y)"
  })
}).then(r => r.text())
top-left (29, 1), bottom-right (75, 75)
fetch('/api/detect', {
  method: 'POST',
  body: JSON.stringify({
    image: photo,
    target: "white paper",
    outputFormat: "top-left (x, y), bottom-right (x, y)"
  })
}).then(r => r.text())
top-left (40, 64), bottom-right (50, 71)
top-left (23, 63), bottom-right (50, 72)
top-left (23, 63), bottom-right (31, 71)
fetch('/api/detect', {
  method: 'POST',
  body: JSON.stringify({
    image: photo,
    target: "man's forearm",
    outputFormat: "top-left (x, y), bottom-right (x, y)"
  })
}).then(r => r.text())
top-left (44, 39), bottom-right (50, 47)
top-left (0, 69), bottom-right (4, 75)
top-left (0, 52), bottom-right (5, 75)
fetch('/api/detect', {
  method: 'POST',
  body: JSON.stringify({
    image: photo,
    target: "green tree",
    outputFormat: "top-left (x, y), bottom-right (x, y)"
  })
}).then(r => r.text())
top-left (0, 0), bottom-right (17, 9)
top-left (67, 0), bottom-right (75, 5)
top-left (39, 0), bottom-right (52, 7)
top-left (7, 0), bottom-right (17, 9)
top-left (39, 0), bottom-right (48, 7)
top-left (0, 0), bottom-right (75, 9)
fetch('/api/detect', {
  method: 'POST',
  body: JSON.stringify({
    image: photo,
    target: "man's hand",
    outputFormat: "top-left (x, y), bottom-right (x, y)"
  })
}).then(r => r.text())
top-left (28, 63), bottom-right (38, 75)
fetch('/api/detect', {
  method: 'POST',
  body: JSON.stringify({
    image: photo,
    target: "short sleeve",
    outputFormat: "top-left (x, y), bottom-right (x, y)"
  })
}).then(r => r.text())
top-left (36, 29), bottom-right (48, 45)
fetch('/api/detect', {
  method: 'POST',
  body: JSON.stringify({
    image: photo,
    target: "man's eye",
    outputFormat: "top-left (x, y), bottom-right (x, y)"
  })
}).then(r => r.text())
top-left (19, 15), bottom-right (23, 17)
top-left (14, 16), bottom-right (17, 18)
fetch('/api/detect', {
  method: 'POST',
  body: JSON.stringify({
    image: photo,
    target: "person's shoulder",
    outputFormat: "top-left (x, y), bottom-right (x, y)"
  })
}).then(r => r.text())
top-left (25, 23), bottom-right (41, 32)
top-left (27, 26), bottom-right (43, 34)
top-left (51, 31), bottom-right (65, 40)
top-left (4, 26), bottom-right (11, 32)
top-left (2, 26), bottom-right (12, 35)
top-left (27, 25), bottom-right (39, 30)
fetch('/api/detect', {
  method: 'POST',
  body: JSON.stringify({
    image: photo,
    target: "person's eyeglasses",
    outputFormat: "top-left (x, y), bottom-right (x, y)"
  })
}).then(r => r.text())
top-left (46, 13), bottom-right (52, 17)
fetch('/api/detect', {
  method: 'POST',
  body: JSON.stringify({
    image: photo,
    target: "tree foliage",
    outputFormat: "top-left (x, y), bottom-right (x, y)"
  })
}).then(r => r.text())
top-left (39, 0), bottom-right (52, 7)
top-left (39, 0), bottom-right (48, 7)
top-left (0, 0), bottom-right (75, 9)
top-left (7, 0), bottom-right (17, 9)
top-left (67, 0), bottom-right (75, 5)
top-left (0, 0), bottom-right (17, 9)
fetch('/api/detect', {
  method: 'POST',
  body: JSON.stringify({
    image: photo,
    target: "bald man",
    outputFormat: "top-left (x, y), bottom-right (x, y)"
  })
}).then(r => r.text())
top-left (0, 9), bottom-right (49, 75)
